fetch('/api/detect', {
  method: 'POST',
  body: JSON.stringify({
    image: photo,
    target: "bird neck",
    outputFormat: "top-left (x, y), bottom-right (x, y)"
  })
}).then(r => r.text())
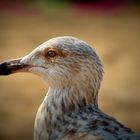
top-left (34, 85), bottom-right (100, 139)
top-left (45, 84), bottom-right (99, 115)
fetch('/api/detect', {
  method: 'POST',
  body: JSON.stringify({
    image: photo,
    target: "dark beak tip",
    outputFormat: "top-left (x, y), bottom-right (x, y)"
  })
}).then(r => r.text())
top-left (0, 58), bottom-right (23, 76)
top-left (0, 58), bottom-right (31, 76)
top-left (0, 62), bottom-right (12, 76)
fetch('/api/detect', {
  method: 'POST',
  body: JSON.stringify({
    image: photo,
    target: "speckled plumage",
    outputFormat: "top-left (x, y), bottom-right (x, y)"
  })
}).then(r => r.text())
top-left (0, 36), bottom-right (140, 140)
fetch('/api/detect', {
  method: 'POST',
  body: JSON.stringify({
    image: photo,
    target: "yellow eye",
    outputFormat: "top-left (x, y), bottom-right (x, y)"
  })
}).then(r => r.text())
top-left (47, 50), bottom-right (57, 57)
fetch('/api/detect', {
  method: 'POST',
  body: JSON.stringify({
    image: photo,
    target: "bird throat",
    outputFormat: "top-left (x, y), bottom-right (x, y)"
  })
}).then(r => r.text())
top-left (47, 84), bottom-right (98, 112)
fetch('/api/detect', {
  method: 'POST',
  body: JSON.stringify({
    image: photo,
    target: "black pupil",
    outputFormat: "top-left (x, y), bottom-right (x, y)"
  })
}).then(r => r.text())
top-left (48, 51), bottom-right (56, 57)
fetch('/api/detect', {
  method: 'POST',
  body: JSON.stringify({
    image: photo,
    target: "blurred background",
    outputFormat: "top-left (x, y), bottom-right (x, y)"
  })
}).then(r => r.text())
top-left (0, 0), bottom-right (140, 140)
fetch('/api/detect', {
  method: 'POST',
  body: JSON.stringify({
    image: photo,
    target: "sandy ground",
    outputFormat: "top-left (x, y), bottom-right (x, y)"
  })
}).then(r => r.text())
top-left (0, 7), bottom-right (140, 140)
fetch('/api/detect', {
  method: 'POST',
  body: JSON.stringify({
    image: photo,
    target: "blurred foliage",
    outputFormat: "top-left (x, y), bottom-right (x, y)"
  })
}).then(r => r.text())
top-left (29, 0), bottom-right (140, 15)
top-left (32, 0), bottom-right (70, 14)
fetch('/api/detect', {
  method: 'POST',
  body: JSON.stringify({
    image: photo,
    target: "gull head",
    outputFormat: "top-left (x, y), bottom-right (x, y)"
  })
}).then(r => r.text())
top-left (0, 36), bottom-right (103, 90)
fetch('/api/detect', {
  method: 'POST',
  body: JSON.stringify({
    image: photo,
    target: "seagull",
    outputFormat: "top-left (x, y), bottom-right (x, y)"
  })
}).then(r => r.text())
top-left (0, 36), bottom-right (139, 140)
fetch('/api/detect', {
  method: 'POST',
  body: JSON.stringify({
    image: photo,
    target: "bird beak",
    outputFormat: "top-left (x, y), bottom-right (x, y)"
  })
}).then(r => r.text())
top-left (0, 58), bottom-right (32, 76)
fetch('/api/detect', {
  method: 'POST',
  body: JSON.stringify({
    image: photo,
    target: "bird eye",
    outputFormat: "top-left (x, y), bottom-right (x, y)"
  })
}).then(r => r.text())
top-left (47, 50), bottom-right (57, 57)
